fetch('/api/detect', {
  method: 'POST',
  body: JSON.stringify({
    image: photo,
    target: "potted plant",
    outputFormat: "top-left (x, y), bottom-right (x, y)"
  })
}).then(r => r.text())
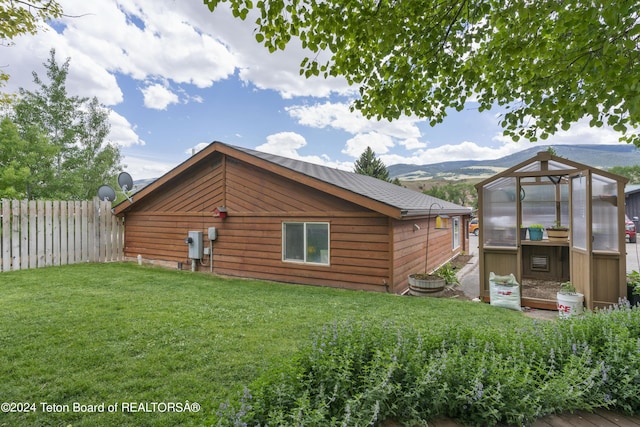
top-left (546, 220), bottom-right (569, 241)
top-left (436, 262), bottom-right (460, 286)
top-left (627, 270), bottom-right (640, 306)
top-left (528, 224), bottom-right (544, 241)
top-left (408, 271), bottom-right (446, 294)
top-left (557, 281), bottom-right (584, 318)
top-left (520, 224), bottom-right (527, 240)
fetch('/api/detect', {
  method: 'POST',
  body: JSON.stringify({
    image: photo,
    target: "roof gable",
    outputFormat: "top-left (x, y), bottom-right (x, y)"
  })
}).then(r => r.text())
top-left (115, 141), bottom-right (471, 218)
top-left (475, 151), bottom-right (629, 190)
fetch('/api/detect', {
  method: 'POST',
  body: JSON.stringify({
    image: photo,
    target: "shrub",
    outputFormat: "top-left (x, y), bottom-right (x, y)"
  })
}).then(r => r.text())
top-left (216, 303), bottom-right (640, 426)
top-left (435, 262), bottom-right (460, 285)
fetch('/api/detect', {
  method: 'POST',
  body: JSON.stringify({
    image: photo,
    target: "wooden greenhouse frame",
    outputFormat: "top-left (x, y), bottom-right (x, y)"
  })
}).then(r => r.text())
top-left (474, 151), bottom-right (628, 310)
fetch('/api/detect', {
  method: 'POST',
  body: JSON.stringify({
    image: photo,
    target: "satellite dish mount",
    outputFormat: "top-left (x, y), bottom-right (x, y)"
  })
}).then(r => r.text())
top-left (117, 172), bottom-right (134, 202)
top-left (97, 171), bottom-right (135, 203)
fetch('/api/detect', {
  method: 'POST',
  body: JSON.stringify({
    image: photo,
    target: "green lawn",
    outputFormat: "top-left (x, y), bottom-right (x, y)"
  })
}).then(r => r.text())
top-left (0, 263), bottom-right (530, 426)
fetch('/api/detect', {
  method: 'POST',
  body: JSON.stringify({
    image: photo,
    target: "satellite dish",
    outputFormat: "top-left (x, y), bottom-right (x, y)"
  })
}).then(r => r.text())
top-left (117, 171), bottom-right (135, 202)
top-left (98, 185), bottom-right (117, 202)
top-left (118, 172), bottom-right (134, 192)
top-left (97, 171), bottom-right (136, 203)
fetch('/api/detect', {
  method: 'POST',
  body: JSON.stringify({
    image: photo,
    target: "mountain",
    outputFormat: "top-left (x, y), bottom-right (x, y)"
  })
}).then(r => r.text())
top-left (388, 144), bottom-right (640, 181)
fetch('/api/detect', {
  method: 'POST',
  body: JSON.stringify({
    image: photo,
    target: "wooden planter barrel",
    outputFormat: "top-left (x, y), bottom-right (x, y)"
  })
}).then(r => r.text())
top-left (408, 274), bottom-right (446, 295)
top-left (547, 228), bottom-right (569, 241)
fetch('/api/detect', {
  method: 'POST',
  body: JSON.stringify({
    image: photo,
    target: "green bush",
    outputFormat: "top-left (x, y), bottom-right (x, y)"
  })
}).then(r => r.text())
top-left (217, 302), bottom-right (640, 426)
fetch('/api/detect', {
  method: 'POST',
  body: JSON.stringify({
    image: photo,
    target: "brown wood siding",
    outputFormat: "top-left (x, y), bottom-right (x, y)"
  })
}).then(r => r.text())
top-left (133, 154), bottom-right (225, 213)
top-left (224, 158), bottom-right (362, 213)
top-left (593, 253), bottom-right (621, 308)
top-left (391, 218), bottom-right (462, 293)
top-left (571, 250), bottom-right (590, 306)
top-left (123, 155), bottom-right (394, 292)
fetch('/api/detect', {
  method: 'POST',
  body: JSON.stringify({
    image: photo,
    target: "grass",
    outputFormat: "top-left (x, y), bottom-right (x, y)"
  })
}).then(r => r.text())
top-left (0, 262), bottom-right (531, 426)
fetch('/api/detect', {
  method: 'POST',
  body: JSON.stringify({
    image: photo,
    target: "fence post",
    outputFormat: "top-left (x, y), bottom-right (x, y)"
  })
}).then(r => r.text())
top-left (20, 200), bottom-right (29, 270)
top-left (60, 201), bottom-right (68, 266)
top-left (37, 200), bottom-right (46, 268)
top-left (45, 201), bottom-right (53, 267)
top-left (2, 200), bottom-right (10, 272)
top-left (28, 200), bottom-right (36, 268)
top-left (11, 201), bottom-right (20, 270)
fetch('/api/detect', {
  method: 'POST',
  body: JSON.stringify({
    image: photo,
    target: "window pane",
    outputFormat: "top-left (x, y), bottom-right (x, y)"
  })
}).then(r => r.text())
top-left (572, 175), bottom-right (587, 249)
top-left (452, 217), bottom-right (460, 249)
top-left (483, 177), bottom-right (517, 247)
top-left (592, 174), bottom-right (618, 251)
top-left (306, 223), bottom-right (329, 264)
top-left (283, 223), bottom-right (304, 261)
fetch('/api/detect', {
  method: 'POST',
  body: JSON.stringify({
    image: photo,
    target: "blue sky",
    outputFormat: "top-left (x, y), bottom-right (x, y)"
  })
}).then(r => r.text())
top-left (3, 0), bottom-right (625, 179)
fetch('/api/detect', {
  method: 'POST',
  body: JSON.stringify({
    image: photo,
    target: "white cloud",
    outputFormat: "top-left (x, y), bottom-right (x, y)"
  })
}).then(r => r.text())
top-left (503, 119), bottom-right (623, 147)
top-left (399, 138), bottom-right (427, 150)
top-left (121, 152), bottom-right (176, 180)
top-left (286, 102), bottom-right (432, 160)
top-left (256, 132), bottom-right (353, 170)
top-left (187, 142), bottom-right (211, 156)
top-left (108, 111), bottom-right (145, 147)
top-left (286, 102), bottom-right (422, 139)
top-left (141, 83), bottom-right (179, 110)
top-left (257, 132), bottom-right (307, 157)
top-left (342, 133), bottom-right (395, 157)
top-left (380, 140), bottom-right (527, 166)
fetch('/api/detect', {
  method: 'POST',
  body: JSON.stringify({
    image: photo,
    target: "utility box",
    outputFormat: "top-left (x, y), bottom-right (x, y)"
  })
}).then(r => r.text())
top-left (208, 227), bottom-right (217, 241)
top-left (187, 231), bottom-right (203, 259)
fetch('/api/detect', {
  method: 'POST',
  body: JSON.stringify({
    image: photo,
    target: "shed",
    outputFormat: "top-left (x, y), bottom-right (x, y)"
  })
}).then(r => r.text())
top-left (114, 142), bottom-right (472, 293)
top-left (474, 151), bottom-right (628, 310)
top-left (625, 184), bottom-right (640, 220)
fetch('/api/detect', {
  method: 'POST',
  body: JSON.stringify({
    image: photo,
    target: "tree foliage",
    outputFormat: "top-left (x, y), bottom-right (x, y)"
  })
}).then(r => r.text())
top-left (1, 0), bottom-right (63, 104)
top-left (0, 117), bottom-right (57, 198)
top-left (1, 49), bottom-right (121, 199)
top-left (609, 165), bottom-right (640, 184)
top-left (353, 146), bottom-right (390, 182)
top-left (204, 0), bottom-right (640, 146)
top-left (423, 182), bottom-right (477, 209)
top-left (0, 0), bottom-right (62, 40)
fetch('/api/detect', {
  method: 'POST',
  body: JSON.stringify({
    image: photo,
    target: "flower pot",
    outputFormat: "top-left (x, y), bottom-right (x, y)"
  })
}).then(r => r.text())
top-left (528, 228), bottom-right (543, 241)
top-left (627, 285), bottom-right (640, 307)
top-left (408, 274), bottom-right (445, 295)
top-left (557, 292), bottom-right (584, 318)
top-left (520, 228), bottom-right (527, 240)
top-left (547, 228), bottom-right (569, 241)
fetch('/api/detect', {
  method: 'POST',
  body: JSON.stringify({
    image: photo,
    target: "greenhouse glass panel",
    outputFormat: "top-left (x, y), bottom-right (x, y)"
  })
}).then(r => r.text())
top-left (572, 175), bottom-right (587, 249)
top-left (482, 177), bottom-right (517, 247)
top-left (592, 174), bottom-right (618, 251)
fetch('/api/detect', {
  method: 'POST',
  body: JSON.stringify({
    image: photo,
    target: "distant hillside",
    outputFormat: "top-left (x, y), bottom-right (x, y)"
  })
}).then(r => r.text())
top-left (389, 144), bottom-right (640, 181)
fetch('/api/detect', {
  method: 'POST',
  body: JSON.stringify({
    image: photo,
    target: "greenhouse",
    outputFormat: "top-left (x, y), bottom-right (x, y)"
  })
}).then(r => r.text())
top-left (474, 151), bottom-right (628, 310)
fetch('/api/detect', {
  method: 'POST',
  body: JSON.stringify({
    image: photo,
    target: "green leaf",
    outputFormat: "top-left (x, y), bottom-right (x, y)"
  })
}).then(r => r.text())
top-left (201, 0), bottom-right (640, 143)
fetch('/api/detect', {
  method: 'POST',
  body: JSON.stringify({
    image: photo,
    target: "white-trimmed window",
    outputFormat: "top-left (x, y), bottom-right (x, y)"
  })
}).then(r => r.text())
top-left (452, 217), bottom-right (460, 249)
top-left (282, 222), bottom-right (330, 265)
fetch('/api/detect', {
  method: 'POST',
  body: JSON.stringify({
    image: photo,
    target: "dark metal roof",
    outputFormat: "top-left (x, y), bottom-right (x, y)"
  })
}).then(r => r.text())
top-left (231, 144), bottom-right (471, 217)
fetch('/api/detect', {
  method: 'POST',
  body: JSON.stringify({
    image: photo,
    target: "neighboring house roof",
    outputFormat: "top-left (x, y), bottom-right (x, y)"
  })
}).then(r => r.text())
top-left (114, 141), bottom-right (472, 218)
top-left (625, 184), bottom-right (640, 195)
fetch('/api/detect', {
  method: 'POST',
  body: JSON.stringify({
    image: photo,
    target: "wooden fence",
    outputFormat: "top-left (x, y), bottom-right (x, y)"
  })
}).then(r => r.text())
top-left (1, 198), bottom-right (124, 272)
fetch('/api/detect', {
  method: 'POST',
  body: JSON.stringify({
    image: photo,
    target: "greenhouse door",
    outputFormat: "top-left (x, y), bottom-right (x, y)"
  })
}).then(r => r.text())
top-left (570, 171), bottom-right (591, 303)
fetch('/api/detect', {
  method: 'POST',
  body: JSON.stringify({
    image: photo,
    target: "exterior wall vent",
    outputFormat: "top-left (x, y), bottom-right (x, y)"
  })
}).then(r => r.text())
top-left (531, 255), bottom-right (550, 272)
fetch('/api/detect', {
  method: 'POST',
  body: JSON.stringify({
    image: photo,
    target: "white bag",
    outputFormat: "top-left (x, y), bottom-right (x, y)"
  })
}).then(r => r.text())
top-left (489, 272), bottom-right (521, 311)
